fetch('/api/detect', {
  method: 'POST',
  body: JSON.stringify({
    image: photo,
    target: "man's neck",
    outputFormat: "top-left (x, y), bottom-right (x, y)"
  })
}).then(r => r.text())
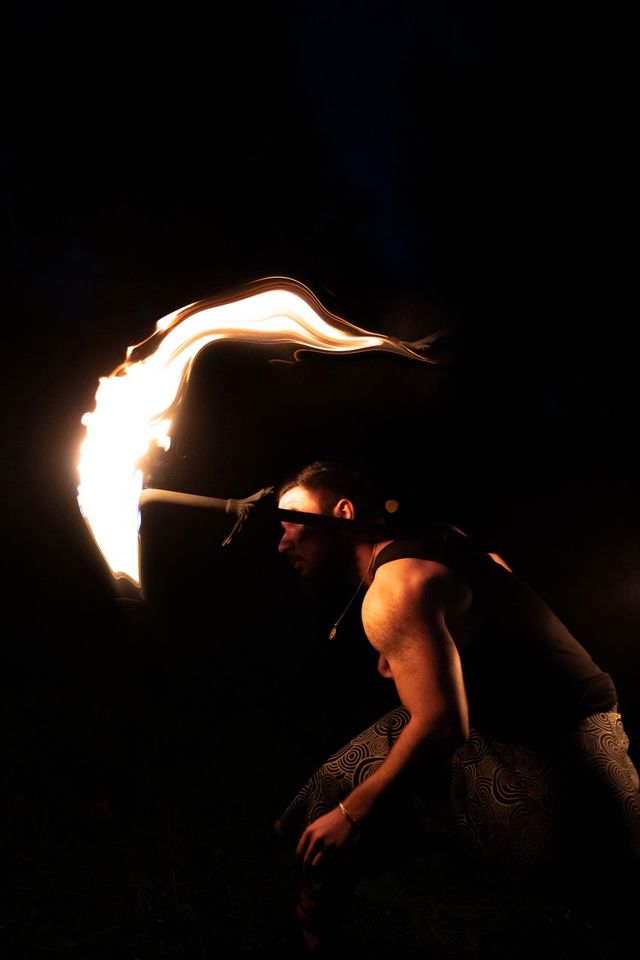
top-left (354, 539), bottom-right (394, 587)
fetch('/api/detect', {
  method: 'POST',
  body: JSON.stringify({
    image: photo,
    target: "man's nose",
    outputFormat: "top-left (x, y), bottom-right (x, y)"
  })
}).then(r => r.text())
top-left (278, 523), bottom-right (294, 554)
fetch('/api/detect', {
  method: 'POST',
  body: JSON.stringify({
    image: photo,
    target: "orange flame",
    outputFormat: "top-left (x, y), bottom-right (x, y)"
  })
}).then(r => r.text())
top-left (77, 278), bottom-right (432, 587)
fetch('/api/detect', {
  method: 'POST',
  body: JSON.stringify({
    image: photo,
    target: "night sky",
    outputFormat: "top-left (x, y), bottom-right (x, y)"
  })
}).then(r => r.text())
top-left (3, 0), bottom-right (639, 893)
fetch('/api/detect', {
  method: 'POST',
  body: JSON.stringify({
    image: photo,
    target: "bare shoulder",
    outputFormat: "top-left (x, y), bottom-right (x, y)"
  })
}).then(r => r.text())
top-left (369, 556), bottom-right (471, 609)
top-left (362, 557), bottom-right (472, 655)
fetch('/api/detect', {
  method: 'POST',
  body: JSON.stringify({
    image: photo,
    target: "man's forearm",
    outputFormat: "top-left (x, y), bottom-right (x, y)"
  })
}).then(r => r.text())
top-left (342, 715), bottom-right (463, 824)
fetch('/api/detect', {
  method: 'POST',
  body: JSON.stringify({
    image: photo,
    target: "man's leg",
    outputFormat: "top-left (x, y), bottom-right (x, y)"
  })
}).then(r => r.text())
top-left (275, 707), bottom-right (412, 953)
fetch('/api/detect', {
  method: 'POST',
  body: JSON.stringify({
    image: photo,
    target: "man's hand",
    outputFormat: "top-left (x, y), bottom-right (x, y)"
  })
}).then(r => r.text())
top-left (296, 807), bottom-right (359, 867)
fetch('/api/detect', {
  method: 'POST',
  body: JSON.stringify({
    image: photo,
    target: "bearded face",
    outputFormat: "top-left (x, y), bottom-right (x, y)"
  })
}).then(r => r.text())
top-left (277, 485), bottom-right (354, 594)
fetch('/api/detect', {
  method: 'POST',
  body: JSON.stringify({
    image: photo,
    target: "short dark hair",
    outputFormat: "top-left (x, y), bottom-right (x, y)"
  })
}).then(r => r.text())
top-left (277, 460), bottom-right (387, 524)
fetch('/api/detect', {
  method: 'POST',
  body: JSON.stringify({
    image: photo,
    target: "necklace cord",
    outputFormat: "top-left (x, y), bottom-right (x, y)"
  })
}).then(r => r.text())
top-left (328, 544), bottom-right (377, 641)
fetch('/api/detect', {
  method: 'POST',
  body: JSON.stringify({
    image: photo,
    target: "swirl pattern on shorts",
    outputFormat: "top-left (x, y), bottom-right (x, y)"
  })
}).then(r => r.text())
top-left (274, 707), bottom-right (410, 838)
top-left (274, 709), bottom-right (640, 867)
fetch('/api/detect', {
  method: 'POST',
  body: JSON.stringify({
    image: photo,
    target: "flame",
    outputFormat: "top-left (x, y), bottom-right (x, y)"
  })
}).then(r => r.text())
top-left (77, 277), bottom-right (432, 587)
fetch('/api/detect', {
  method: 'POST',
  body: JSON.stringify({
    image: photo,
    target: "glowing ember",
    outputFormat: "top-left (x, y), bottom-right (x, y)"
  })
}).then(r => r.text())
top-left (77, 278), bottom-right (432, 587)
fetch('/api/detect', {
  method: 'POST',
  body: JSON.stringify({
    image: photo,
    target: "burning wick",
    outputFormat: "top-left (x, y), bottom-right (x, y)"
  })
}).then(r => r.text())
top-left (76, 277), bottom-right (433, 588)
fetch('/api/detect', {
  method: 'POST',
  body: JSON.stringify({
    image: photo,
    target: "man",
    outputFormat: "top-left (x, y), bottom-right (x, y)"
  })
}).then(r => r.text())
top-left (273, 460), bottom-right (640, 955)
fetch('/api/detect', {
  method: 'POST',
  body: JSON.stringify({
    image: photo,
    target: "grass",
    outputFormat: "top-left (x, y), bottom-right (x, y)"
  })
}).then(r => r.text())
top-left (3, 735), bottom-right (636, 960)
top-left (2, 590), bottom-right (637, 960)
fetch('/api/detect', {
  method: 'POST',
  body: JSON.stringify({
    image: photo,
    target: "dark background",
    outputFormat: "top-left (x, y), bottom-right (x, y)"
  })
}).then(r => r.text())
top-left (3, 1), bottom-right (639, 956)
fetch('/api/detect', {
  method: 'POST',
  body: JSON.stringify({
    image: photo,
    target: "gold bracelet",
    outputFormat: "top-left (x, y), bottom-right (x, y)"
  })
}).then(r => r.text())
top-left (338, 800), bottom-right (362, 829)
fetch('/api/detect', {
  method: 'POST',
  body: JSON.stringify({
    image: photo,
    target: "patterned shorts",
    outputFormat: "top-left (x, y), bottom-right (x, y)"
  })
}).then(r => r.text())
top-left (274, 708), bottom-right (640, 870)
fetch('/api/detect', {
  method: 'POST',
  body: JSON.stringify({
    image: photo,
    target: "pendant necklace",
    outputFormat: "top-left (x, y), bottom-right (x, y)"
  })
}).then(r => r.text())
top-left (328, 545), bottom-right (377, 641)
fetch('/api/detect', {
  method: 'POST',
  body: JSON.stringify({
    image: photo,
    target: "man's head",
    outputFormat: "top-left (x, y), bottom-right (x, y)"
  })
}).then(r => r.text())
top-left (277, 460), bottom-right (386, 587)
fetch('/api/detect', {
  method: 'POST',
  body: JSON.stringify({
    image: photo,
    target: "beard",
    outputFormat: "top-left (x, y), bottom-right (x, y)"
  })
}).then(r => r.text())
top-left (299, 565), bottom-right (349, 600)
top-left (285, 532), bottom-right (367, 638)
top-left (295, 533), bottom-right (355, 600)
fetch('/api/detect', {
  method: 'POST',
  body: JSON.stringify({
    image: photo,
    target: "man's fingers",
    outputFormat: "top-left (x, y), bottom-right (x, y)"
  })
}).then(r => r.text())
top-left (304, 839), bottom-right (323, 867)
top-left (298, 829), bottom-right (324, 866)
top-left (296, 828), bottom-right (310, 859)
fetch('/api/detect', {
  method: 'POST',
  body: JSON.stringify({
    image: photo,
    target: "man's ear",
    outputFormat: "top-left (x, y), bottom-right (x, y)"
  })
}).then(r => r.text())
top-left (333, 498), bottom-right (355, 520)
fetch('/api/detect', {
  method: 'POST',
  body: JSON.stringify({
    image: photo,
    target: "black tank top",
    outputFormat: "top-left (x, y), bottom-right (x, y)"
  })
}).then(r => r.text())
top-left (372, 536), bottom-right (617, 741)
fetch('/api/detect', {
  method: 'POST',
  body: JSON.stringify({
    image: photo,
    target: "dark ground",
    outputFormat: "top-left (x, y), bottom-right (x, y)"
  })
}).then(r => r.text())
top-left (3, 1), bottom-right (640, 957)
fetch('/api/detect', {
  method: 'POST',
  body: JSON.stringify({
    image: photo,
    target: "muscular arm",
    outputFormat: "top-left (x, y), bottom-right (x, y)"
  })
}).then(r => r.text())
top-left (344, 558), bottom-right (470, 823)
top-left (296, 558), bottom-right (471, 865)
